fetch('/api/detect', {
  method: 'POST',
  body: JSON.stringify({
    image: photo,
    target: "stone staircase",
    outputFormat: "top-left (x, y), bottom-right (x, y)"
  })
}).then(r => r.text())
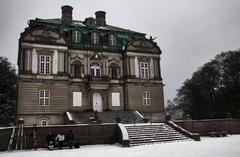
top-left (125, 123), bottom-right (190, 146)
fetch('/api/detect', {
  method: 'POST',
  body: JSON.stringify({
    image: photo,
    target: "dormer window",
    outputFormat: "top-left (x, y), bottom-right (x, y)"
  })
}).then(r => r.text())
top-left (91, 32), bottom-right (99, 44)
top-left (109, 34), bottom-right (116, 46)
top-left (72, 30), bottom-right (81, 43)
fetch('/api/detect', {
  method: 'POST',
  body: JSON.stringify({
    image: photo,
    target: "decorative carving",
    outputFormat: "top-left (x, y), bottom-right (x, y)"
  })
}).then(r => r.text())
top-left (71, 54), bottom-right (83, 61)
top-left (32, 29), bottom-right (59, 42)
top-left (108, 57), bottom-right (119, 64)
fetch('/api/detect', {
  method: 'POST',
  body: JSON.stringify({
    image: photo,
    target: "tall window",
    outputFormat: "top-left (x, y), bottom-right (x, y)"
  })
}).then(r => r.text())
top-left (40, 118), bottom-right (48, 126)
top-left (71, 60), bottom-right (82, 78)
top-left (39, 90), bottom-right (50, 106)
top-left (40, 55), bottom-right (51, 74)
top-left (90, 63), bottom-right (101, 77)
top-left (109, 34), bottom-right (116, 46)
top-left (109, 62), bottom-right (119, 79)
top-left (143, 92), bottom-right (151, 106)
top-left (72, 30), bottom-right (81, 43)
top-left (91, 32), bottom-right (99, 44)
top-left (140, 62), bottom-right (149, 79)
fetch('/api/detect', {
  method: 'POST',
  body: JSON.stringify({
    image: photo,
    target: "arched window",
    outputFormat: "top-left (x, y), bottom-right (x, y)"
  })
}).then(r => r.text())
top-left (91, 32), bottom-right (99, 44)
top-left (90, 62), bottom-right (101, 77)
top-left (109, 62), bottom-right (119, 79)
top-left (71, 60), bottom-right (83, 78)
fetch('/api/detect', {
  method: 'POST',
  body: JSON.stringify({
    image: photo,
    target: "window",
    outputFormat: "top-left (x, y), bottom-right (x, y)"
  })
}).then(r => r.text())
top-left (109, 62), bottom-right (119, 79)
top-left (90, 63), bottom-right (101, 77)
top-left (40, 118), bottom-right (48, 126)
top-left (140, 62), bottom-right (149, 79)
top-left (39, 90), bottom-right (50, 106)
top-left (72, 30), bottom-right (81, 43)
top-left (73, 92), bottom-right (82, 107)
top-left (71, 60), bottom-right (82, 78)
top-left (143, 92), bottom-right (151, 106)
top-left (112, 92), bottom-right (120, 106)
top-left (39, 55), bottom-right (51, 74)
top-left (91, 32), bottom-right (99, 44)
top-left (109, 34), bottom-right (116, 46)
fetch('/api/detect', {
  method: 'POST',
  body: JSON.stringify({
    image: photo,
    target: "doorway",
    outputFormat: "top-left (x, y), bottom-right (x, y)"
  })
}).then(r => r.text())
top-left (92, 92), bottom-right (102, 112)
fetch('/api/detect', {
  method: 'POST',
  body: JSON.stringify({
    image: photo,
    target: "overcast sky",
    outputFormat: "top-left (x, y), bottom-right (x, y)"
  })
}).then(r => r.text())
top-left (0, 0), bottom-right (240, 105)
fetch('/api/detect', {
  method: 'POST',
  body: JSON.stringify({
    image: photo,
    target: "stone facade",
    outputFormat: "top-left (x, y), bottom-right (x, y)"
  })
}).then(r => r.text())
top-left (17, 5), bottom-right (165, 126)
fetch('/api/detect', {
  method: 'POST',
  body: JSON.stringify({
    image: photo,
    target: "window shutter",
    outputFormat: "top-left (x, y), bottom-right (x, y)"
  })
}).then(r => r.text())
top-left (112, 92), bottom-right (120, 106)
top-left (73, 92), bottom-right (82, 107)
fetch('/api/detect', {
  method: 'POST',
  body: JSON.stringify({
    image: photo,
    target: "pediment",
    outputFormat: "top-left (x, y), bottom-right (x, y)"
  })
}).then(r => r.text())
top-left (126, 39), bottom-right (161, 54)
top-left (21, 27), bottom-right (67, 45)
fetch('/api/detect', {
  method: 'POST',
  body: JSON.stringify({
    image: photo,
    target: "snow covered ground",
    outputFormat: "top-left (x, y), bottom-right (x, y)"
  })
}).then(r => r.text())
top-left (1, 135), bottom-right (240, 157)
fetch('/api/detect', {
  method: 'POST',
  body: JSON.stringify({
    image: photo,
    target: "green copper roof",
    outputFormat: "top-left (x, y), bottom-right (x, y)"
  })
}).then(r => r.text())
top-left (27, 18), bottom-right (146, 51)
top-left (29, 18), bottom-right (145, 35)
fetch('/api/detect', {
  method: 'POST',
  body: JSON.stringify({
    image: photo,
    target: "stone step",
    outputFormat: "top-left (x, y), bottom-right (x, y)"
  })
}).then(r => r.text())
top-left (129, 136), bottom-right (188, 141)
top-left (128, 133), bottom-right (185, 138)
top-left (125, 123), bottom-right (190, 146)
top-left (128, 133), bottom-right (187, 137)
top-left (129, 138), bottom-right (189, 145)
top-left (130, 139), bottom-right (189, 146)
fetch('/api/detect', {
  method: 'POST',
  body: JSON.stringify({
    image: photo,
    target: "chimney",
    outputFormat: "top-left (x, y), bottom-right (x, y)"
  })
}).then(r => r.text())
top-left (95, 11), bottom-right (106, 26)
top-left (61, 5), bottom-right (73, 23)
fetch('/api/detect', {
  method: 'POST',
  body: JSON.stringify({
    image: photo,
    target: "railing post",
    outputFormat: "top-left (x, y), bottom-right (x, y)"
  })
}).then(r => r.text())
top-left (134, 114), bottom-right (136, 126)
top-left (150, 114), bottom-right (152, 125)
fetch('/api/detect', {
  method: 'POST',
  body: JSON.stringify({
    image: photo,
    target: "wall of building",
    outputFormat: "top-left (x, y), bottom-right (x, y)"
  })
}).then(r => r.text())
top-left (127, 83), bottom-right (165, 113)
top-left (18, 80), bottom-right (69, 114)
top-left (18, 114), bottom-right (65, 126)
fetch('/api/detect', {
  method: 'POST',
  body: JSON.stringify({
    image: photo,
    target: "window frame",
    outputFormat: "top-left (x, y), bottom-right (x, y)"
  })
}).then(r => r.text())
top-left (72, 30), bottom-right (81, 43)
top-left (39, 90), bottom-right (50, 106)
top-left (91, 32), bottom-right (99, 45)
top-left (90, 63), bottom-right (101, 77)
top-left (40, 118), bottom-right (48, 126)
top-left (140, 62), bottom-right (149, 79)
top-left (39, 55), bottom-right (51, 74)
top-left (109, 34), bottom-right (116, 46)
top-left (143, 91), bottom-right (151, 106)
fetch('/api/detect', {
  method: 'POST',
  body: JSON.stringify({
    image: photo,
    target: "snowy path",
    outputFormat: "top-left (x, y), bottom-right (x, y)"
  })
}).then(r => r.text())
top-left (1, 135), bottom-right (240, 157)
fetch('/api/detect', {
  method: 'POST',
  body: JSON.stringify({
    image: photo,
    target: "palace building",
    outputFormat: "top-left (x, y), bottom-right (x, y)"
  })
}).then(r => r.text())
top-left (17, 5), bottom-right (165, 126)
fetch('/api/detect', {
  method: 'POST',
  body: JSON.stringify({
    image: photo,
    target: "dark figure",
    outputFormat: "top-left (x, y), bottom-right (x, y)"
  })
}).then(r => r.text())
top-left (68, 130), bottom-right (74, 149)
top-left (47, 131), bottom-right (55, 150)
top-left (55, 133), bottom-right (65, 149)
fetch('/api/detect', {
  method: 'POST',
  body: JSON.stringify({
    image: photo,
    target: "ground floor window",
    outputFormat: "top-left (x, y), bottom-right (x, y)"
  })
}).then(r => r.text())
top-left (143, 92), bottom-right (151, 106)
top-left (112, 92), bottom-right (120, 106)
top-left (73, 92), bottom-right (82, 107)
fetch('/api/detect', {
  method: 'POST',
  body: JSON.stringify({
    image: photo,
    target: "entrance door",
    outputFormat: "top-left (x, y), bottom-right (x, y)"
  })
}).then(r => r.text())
top-left (92, 92), bottom-right (102, 112)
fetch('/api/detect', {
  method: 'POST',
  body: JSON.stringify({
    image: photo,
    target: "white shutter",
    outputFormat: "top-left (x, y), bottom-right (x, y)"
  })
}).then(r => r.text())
top-left (73, 92), bottom-right (82, 107)
top-left (112, 92), bottom-right (120, 106)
